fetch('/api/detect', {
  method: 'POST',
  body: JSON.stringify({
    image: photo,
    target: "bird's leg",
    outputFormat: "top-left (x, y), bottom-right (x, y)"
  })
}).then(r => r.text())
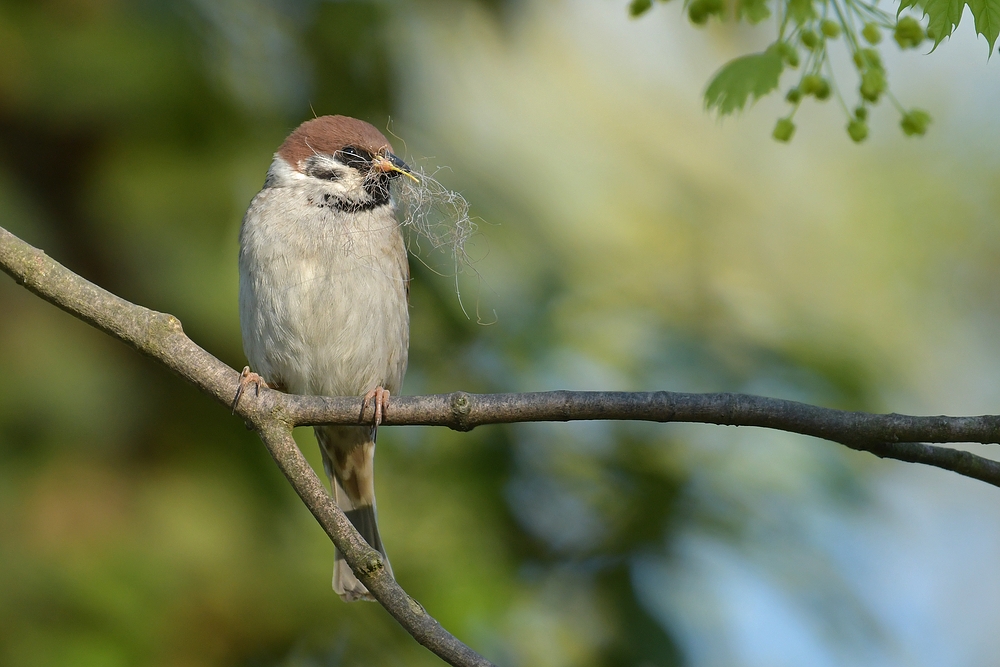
top-left (232, 366), bottom-right (268, 413)
top-left (362, 386), bottom-right (391, 427)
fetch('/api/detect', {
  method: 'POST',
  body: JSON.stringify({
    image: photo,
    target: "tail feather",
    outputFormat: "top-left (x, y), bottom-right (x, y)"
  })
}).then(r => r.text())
top-left (332, 493), bottom-right (393, 601)
top-left (343, 506), bottom-right (386, 556)
top-left (316, 425), bottom-right (392, 602)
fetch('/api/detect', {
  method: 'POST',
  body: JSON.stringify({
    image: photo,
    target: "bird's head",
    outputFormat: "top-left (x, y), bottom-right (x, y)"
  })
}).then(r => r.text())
top-left (271, 115), bottom-right (416, 209)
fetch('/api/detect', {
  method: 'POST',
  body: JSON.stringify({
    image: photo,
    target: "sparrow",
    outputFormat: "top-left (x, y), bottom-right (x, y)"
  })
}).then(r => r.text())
top-left (237, 115), bottom-right (413, 601)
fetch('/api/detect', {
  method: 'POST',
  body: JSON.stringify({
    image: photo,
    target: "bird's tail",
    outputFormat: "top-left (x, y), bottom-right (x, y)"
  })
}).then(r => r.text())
top-left (315, 425), bottom-right (393, 602)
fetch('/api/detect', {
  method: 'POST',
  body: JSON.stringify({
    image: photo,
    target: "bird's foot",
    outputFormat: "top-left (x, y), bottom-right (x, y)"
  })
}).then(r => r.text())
top-left (362, 386), bottom-right (391, 427)
top-left (232, 366), bottom-right (268, 413)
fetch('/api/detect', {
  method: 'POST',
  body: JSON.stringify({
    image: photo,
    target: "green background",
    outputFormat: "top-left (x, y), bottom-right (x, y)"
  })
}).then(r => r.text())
top-left (2, 1), bottom-right (999, 666)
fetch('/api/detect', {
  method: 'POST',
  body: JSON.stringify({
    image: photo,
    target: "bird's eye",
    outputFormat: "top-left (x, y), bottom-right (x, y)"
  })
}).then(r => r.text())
top-left (336, 146), bottom-right (371, 169)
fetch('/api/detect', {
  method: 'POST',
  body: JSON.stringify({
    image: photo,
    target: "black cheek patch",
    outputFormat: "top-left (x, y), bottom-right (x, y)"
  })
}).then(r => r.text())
top-left (303, 155), bottom-right (344, 182)
top-left (308, 166), bottom-right (342, 182)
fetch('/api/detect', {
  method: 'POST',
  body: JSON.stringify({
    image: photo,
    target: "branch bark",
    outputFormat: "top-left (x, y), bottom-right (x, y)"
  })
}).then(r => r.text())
top-left (0, 225), bottom-right (497, 667)
top-left (4, 224), bottom-right (1000, 664)
top-left (289, 391), bottom-right (1000, 486)
top-left (255, 421), bottom-right (495, 667)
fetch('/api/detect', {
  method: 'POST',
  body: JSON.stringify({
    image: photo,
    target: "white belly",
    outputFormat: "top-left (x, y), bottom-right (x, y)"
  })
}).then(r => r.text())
top-left (238, 183), bottom-right (409, 397)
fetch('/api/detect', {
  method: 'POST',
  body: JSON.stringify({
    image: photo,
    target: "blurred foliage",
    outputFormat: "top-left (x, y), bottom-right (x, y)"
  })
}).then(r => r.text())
top-left (0, 1), bottom-right (994, 667)
top-left (629, 0), bottom-right (996, 141)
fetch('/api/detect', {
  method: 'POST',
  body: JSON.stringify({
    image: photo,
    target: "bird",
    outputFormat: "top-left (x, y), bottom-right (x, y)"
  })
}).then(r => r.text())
top-left (237, 115), bottom-right (414, 601)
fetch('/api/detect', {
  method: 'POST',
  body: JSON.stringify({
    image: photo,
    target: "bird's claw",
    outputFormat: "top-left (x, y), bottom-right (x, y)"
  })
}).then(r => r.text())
top-left (232, 366), bottom-right (267, 413)
top-left (362, 386), bottom-right (391, 427)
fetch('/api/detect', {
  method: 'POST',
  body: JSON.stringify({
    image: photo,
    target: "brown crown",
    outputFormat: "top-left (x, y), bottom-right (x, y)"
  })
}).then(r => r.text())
top-left (277, 115), bottom-right (394, 171)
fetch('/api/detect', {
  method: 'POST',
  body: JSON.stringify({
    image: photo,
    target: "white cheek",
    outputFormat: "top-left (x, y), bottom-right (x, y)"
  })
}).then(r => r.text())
top-left (307, 162), bottom-right (366, 195)
top-left (340, 170), bottom-right (367, 191)
top-left (321, 177), bottom-right (359, 198)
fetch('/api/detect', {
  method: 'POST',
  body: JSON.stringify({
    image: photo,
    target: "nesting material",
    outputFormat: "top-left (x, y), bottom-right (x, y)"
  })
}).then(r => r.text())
top-left (395, 165), bottom-right (495, 323)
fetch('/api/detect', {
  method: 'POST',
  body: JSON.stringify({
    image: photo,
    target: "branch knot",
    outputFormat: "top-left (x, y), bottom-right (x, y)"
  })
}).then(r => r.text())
top-left (450, 391), bottom-right (473, 431)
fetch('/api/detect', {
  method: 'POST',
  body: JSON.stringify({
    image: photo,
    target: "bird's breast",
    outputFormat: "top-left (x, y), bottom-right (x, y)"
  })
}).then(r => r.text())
top-left (239, 185), bottom-right (409, 398)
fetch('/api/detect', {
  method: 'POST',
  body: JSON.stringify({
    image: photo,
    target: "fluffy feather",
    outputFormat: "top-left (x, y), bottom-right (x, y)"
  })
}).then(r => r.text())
top-left (239, 116), bottom-right (409, 601)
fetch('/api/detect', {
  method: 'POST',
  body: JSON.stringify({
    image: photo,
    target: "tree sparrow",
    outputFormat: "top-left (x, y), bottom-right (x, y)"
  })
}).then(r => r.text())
top-left (238, 115), bottom-right (413, 601)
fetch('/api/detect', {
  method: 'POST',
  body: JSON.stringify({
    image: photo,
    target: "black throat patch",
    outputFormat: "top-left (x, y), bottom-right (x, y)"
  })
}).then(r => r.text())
top-left (315, 188), bottom-right (390, 213)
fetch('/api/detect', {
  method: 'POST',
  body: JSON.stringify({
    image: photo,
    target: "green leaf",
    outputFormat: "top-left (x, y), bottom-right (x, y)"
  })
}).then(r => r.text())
top-left (704, 45), bottom-right (785, 115)
top-left (968, 0), bottom-right (1000, 53)
top-left (738, 0), bottom-right (772, 24)
top-left (900, 0), bottom-right (998, 52)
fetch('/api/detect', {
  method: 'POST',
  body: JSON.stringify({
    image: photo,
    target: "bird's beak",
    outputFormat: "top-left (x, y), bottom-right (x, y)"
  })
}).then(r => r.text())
top-left (374, 153), bottom-right (419, 183)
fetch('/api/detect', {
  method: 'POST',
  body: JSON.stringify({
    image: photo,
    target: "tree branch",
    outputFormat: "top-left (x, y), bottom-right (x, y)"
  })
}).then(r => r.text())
top-left (287, 391), bottom-right (1000, 487)
top-left (255, 421), bottom-right (495, 667)
top-left (4, 223), bottom-right (1000, 663)
top-left (0, 225), bottom-right (497, 667)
